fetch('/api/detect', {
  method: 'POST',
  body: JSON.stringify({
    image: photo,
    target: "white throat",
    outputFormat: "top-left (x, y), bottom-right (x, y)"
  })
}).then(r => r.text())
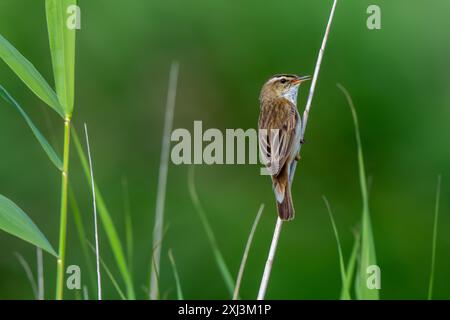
top-left (282, 86), bottom-right (299, 105)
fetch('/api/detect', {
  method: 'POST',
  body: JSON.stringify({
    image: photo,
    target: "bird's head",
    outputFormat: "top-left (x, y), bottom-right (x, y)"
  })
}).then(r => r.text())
top-left (260, 74), bottom-right (311, 104)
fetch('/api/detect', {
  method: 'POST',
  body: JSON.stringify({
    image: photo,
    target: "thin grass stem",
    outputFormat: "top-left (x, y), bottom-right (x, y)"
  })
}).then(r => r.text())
top-left (188, 166), bottom-right (236, 296)
top-left (36, 247), bottom-right (44, 300)
top-left (168, 249), bottom-right (184, 300)
top-left (15, 252), bottom-right (38, 299)
top-left (122, 176), bottom-right (133, 272)
top-left (149, 61), bottom-right (179, 300)
top-left (428, 174), bottom-right (441, 300)
top-left (84, 123), bottom-right (102, 300)
top-left (233, 204), bottom-right (264, 300)
top-left (257, 0), bottom-right (339, 299)
top-left (322, 196), bottom-right (349, 299)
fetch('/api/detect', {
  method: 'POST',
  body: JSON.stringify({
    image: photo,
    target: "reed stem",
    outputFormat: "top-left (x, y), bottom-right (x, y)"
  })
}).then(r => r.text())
top-left (257, 0), bottom-right (339, 299)
top-left (56, 117), bottom-right (71, 300)
top-left (149, 62), bottom-right (179, 300)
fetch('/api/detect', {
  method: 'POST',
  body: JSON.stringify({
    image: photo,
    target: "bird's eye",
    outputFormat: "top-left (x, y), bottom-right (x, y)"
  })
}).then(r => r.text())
top-left (280, 78), bottom-right (287, 84)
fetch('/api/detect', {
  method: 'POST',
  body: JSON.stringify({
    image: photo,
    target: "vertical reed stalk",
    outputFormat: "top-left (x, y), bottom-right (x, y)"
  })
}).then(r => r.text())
top-left (37, 247), bottom-right (44, 300)
top-left (149, 61), bottom-right (179, 300)
top-left (257, 0), bottom-right (339, 299)
top-left (233, 204), bottom-right (264, 300)
top-left (56, 117), bottom-right (71, 300)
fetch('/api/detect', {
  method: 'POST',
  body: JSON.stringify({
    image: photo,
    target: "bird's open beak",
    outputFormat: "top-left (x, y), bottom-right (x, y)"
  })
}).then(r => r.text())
top-left (292, 75), bottom-right (311, 85)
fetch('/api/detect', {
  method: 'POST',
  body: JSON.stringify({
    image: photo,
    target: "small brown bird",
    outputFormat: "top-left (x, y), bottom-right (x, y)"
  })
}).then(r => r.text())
top-left (258, 74), bottom-right (311, 220)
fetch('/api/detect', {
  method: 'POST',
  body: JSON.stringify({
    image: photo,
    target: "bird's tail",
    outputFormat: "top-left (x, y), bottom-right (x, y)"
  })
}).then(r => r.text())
top-left (275, 182), bottom-right (295, 221)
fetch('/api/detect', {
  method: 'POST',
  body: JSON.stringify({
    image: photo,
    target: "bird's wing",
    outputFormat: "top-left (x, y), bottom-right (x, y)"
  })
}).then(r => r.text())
top-left (258, 98), bottom-right (299, 176)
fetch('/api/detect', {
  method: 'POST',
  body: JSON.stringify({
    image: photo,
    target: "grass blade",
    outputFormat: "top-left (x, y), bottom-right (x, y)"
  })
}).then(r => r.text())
top-left (72, 127), bottom-right (135, 299)
top-left (0, 34), bottom-right (63, 117)
top-left (122, 176), bottom-right (133, 272)
top-left (0, 85), bottom-right (63, 170)
top-left (84, 123), bottom-right (102, 300)
top-left (168, 249), bottom-right (184, 300)
top-left (340, 231), bottom-right (360, 299)
top-left (428, 174), bottom-right (441, 300)
top-left (14, 252), bottom-right (38, 299)
top-left (69, 187), bottom-right (97, 291)
top-left (150, 61), bottom-right (179, 300)
top-left (45, 0), bottom-right (77, 116)
top-left (337, 83), bottom-right (379, 300)
top-left (233, 204), bottom-right (264, 300)
top-left (188, 166), bottom-right (235, 297)
top-left (0, 194), bottom-right (57, 256)
top-left (322, 196), bottom-right (350, 300)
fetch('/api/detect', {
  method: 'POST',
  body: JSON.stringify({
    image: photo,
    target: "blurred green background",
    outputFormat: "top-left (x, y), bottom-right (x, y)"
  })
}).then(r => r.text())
top-left (0, 0), bottom-right (449, 299)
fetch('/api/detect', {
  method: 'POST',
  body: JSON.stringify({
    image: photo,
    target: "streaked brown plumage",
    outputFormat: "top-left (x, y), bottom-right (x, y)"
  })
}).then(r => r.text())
top-left (258, 74), bottom-right (310, 220)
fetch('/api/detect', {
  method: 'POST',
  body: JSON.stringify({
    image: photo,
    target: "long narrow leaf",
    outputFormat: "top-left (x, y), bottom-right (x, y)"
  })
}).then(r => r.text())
top-left (338, 83), bottom-right (379, 300)
top-left (0, 85), bottom-right (62, 170)
top-left (15, 252), bottom-right (38, 299)
top-left (322, 196), bottom-right (350, 300)
top-left (45, 0), bottom-right (77, 116)
top-left (72, 127), bottom-right (135, 299)
top-left (122, 176), bottom-right (133, 272)
top-left (150, 62), bottom-right (179, 300)
top-left (69, 187), bottom-right (97, 291)
top-left (233, 204), bottom-right (264, 300)
top-left (168, 249), bottom-right (184, 300)
top-left (428, 174), bottom-right (441, 300)
top-left (0, 34), bottom-right (64, 117)
top-left (0, 194), bottom-right (57, 256)
top-left (340, 231), bottom-right (360, 299)
top-left (188, 166), bottom-right (235, 297)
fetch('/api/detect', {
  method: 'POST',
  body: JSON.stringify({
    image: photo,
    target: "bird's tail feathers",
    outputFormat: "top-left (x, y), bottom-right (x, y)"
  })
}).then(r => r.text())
top-left (276, 185), bottom-right (295, 221)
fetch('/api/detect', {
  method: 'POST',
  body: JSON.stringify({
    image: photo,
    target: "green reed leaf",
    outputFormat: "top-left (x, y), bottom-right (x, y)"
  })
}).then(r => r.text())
top-left (0, 85), bottom-right (63, 170)
top-left (340, 231), bottom-right (360, 299)
top-left (428, 175), bottom-right (441, 300)
top-left (45, 0), bottom-right (77, 116)
top-left (0, 194), bottom-right (57, 256)
top-left (323, 196), bottom-right (350, 300)
top-left (0, 34), bottom-right (64, 117)
top-left (188, 166), bottom-right (235, 297)
top-left (72, 127), bottom-right (135, 299)
top-left (338, 83), bottom-right (379, 300)
top-left (168, 249), bottom-right (184, 300)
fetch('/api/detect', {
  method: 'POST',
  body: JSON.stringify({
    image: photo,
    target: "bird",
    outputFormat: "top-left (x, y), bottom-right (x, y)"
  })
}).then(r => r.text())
top-left (258, 74), bottom-right (311, 220)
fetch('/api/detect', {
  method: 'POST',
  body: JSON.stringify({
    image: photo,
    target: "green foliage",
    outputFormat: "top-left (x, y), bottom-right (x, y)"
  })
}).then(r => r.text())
top-left (88, 242), bottom-right (126, 300)
top-left (340, 232), bottom-right (360, 299)
top-left (72, 128), bottom-right (135, 299)
top-left (188, 166), bottom-right (235, 297)
top-left (168, 249), bottom-right (184, 300)
top-left (0, 34), bottom-right (64, 117)
top-left (69, 187), bottom-right (97, 292)
top-left (428, 175), bottom-right (442, 300)
top-left (45, 0), bottom-right (77, 116)
top-left (322, 196), bottom-right (350, 300)
top-left (0, 85), bottom-right (63, 170)
top-left (338, 83), bottom-right (379, 300)
top-left (0, 194), bottom-right (56, 256)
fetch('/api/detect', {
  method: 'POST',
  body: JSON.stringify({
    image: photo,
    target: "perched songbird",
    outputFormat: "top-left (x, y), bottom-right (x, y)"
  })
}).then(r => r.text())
top-left (258, 74), bottom-right (311, 220)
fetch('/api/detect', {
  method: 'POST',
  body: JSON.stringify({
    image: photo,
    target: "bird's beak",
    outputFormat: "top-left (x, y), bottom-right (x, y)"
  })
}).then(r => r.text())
top-left (292, 75), bottom-right (311, 85)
